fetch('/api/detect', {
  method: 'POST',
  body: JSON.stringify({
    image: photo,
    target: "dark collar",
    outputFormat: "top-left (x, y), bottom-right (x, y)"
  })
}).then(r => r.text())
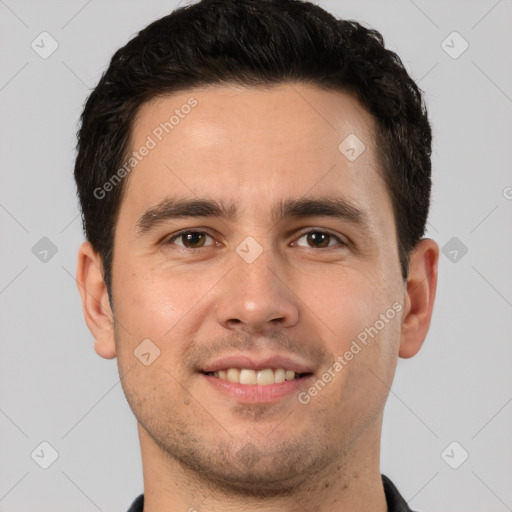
top-left (126, 493), bottom-right (143, 512)
top-left (382, 474), bottom-right (417, 512)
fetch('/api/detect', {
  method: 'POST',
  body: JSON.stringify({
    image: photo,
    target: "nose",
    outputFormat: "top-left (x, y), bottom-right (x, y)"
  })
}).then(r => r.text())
top-left (214, 247), bottom-right (299, 334)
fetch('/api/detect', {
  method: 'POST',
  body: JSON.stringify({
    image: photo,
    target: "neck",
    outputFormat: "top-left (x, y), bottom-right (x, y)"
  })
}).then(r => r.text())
top-left (137, 419), bottom-right (388, 512)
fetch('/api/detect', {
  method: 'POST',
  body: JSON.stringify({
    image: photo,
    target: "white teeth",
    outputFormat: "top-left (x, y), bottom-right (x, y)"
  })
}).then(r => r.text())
top-left (274, 368), bottom-right (286, 383)
top-left (285, 370), bottom-right (295, 381)
top-left (226, 368), bottom-right (240, 383)
top-left (211, 368), bottom-right (300, 385)
top-left (240, 369), bottom-right (257, 385)
top-left (257, 369), bottom-right (274, 385)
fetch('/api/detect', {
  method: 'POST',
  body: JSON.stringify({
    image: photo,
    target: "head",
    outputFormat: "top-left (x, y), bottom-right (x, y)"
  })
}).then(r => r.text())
top-left (75, 0), bottom-right (432, 305)
top-left (75, 0), bottom-right (438, 499)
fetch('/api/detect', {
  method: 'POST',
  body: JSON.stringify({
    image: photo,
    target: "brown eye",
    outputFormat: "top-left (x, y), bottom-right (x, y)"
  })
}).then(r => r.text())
top-left (167, 231), bottom-right (214, 249)
top-left (295, 230), bottom-right (346, 249)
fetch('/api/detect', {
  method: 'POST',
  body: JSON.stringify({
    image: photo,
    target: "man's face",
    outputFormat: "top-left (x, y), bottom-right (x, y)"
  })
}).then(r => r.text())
top-left (108, 84), bottom-right (407, 492)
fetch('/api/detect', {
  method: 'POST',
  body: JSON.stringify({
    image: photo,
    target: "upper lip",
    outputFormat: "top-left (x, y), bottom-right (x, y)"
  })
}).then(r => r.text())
top-left (200, 353), bottom-right (317, 374)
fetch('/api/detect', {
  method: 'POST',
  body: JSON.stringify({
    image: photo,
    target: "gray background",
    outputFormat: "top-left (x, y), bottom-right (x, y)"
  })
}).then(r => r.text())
top-left (1, 0), bottom-right (511, 510)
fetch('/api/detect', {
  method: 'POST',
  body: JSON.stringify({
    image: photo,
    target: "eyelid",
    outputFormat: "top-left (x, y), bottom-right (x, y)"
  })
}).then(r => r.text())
top-left (163, 227), bottom-right (348, 249)
top-left (164, 228), bottom-right (217, 247)
top-left (293, 227), bottom-right (348, 248)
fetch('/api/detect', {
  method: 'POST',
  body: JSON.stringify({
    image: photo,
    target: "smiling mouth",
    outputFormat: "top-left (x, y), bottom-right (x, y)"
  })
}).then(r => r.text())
top-left (201, 368), bottom-right (313, 385)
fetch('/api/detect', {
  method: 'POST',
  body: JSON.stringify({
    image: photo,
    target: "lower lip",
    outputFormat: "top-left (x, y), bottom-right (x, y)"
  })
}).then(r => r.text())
top-left (201, 373), bottom-right (313, 404)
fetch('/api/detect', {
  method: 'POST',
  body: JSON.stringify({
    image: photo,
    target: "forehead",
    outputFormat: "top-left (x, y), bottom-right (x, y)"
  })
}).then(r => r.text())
top-left (131, 83), bottom-right (376, 161)
top-left (120, 83), bottom-right (390, 234)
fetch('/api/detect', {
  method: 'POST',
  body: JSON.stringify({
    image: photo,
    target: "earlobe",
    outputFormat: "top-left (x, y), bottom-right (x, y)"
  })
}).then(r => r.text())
top-left (75, 241), bottom-right (117, 359)
top-left (398, 238), bottom-right (439, 359)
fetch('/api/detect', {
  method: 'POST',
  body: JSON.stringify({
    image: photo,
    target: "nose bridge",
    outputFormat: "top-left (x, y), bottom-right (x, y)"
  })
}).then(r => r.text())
top-left (214, 237), bottom-right (299, 331)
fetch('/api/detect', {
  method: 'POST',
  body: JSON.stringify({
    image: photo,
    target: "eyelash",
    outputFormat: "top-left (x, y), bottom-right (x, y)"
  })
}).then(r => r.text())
top-left (163, 228), bottom-right (348, 250)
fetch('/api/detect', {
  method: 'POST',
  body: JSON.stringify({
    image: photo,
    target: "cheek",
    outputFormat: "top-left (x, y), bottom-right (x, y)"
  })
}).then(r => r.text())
top-left (299, 268), bottom-right (385, 342)
top-left (114, 266), bottom-right (200, 340)
top-left (118, 357), bottom-right (187, 430)
top-left (112, 265), bottom-right (224, 379)
top-left (305, 268), bottom-right (401, 381)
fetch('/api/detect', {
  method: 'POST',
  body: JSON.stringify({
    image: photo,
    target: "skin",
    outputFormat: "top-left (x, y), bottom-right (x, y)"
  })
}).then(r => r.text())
top-left (76, 83), bottom-right (439, 511)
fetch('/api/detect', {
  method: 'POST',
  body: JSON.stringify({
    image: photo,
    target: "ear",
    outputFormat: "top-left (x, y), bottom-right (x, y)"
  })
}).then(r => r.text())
top-left (76, 241), bottom-right (117, 359)
top-left (399, 238), bottom-right (439, 359)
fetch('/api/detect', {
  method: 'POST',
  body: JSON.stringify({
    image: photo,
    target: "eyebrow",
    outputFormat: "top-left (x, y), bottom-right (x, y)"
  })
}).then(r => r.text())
top-left (135, 195), bottom-right (373, 237)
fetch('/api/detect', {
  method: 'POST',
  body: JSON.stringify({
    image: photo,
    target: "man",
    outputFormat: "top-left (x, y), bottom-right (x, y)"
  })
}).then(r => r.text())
top-left (74, 0), bottom-right (438, 510)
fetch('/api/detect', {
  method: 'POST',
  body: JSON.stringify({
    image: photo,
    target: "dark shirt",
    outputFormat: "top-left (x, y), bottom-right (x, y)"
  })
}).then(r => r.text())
top-left (126, 474), bottom-right (415, 511)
